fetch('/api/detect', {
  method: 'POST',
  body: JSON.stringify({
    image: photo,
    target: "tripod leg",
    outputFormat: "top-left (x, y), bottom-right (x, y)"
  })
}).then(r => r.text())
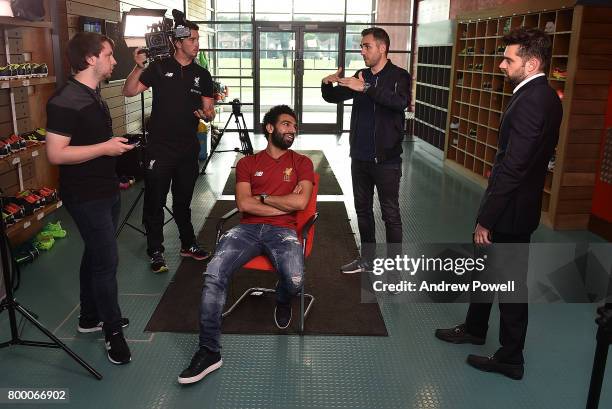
top-left (10, 302), bottom-right (103, 380)
top-left (163, 205), bottom-right (174, 227)
top-left (239, 114), bottom-right (253, 155)
top-left (199, 149), bottom-right (215, 175)
top-left (200, 114), bottom-right (233, 176)
top-left (586, 328), bottom-right (610, 409)
top-left (116, 188), bottom-right (146, 238)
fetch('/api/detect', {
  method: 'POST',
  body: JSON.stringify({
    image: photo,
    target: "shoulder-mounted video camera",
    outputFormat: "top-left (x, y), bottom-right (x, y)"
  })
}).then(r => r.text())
top-left (140, 9), bottom-right (191, 61)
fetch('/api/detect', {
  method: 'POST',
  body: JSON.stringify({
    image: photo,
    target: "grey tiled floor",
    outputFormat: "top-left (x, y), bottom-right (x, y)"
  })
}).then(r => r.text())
top-left (0, 133), bottom-right (610, 409)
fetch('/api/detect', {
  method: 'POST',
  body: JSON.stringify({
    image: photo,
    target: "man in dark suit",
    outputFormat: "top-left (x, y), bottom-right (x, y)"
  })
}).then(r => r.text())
top-left (435, 27), bottom-right (562, 380)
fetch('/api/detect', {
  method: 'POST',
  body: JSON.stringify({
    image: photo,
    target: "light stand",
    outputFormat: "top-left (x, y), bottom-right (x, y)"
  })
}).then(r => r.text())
top-left (199, 100), bottom-right (254, 175)
top-left (0, 201), bottom-right (102, 380)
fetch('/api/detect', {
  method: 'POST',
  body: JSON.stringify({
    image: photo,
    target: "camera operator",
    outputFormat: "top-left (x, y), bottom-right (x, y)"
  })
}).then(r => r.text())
top-left (123, 18), bottom-right (214, 273)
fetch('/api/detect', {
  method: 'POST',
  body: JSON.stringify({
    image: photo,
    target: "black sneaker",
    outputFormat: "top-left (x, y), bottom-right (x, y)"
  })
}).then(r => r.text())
top-left (274, 302), bottom-right (292, 329)
top-left (150, 251), bottom-right (168, 273)
top-left (104, 331), bottom-right (131, 365)
top-left (178, 348), bottom-right (223, 385)
top-left (78, 316), bottom-right (130, 333)
top-left (180, 244), bottom-right (211, 261)
top-left (340, 258), bottom-right (372, 274)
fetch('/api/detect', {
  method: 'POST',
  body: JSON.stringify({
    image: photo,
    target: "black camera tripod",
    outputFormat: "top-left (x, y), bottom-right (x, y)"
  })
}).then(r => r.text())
top-left (586, 302), bottom-right (612, 409)
top-left (115, 94), bottom-right (174, 238)
top-left (0, 202), bottom-right (102, 379)
top-left (199, 100), bottom-right (254, 176)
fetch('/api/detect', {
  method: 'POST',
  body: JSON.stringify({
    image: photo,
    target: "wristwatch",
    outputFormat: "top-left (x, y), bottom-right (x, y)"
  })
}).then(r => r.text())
top-left (362, 82), bottom-right (371, 93)
top-left (259, 193), bottom-right (268, 204)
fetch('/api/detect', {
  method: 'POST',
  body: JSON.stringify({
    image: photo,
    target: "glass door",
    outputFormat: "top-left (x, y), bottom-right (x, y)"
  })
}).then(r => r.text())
top-left (255, 22), bottom-right (344, 134)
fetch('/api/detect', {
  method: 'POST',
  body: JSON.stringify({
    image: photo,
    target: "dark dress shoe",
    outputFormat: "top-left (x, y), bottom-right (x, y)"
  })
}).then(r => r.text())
top-left (466, 354), bottom-right (524, 380)
top-left (435, 324), bottom-right (486, 345)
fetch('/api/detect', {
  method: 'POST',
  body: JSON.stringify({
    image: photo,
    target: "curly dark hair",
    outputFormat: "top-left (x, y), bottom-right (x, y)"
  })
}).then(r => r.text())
top-left (502, 27), bottom-right (552, 73)
top-left (261, 105), bottom-right (297, 135)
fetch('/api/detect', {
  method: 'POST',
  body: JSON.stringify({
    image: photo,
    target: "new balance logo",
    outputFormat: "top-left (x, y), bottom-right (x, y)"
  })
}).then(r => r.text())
top-left (255, 171), bottom-right (263, 176)
top-left (165, 72), bottom-right (174, 77)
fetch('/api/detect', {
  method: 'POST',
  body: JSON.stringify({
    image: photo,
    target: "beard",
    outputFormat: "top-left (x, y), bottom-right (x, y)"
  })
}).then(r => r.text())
top-left (504, 66), bottom-right (527, 88)
top-left (270, 128), bottom-right (295, 150)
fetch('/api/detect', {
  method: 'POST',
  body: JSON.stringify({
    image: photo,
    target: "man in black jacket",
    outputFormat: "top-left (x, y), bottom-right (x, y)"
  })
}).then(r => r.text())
top-left (435, 27), bottom-right (562, 380)
top-left (321, 27), bottom-right (411, 273)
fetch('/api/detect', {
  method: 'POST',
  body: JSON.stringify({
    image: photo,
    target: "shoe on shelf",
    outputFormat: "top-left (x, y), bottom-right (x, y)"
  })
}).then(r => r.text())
top-left (548, 155), bottom-right (556, 171)
top-left (119, 176), bottom-right (131, 190)
top-left (105, 331), bottom-right (131, 365)
top-left (2, 211), bottom-right (15, 226)
top-left (150, 250), bottom-right (169, 273)
top-left (78, 316), bottom-right (130, 333)
top-left (450, 120), bottom-right (460, 130)
top-left (274, 302), bottom-right (292, 329)
top-left (180, 243), bottom-right (211, 261)
top-left (178, 348), bottom-right (223, 385)
top-left (435, 324), bottom-right (486, 345)
top-left (544, 21), bottom-right (556, 33)
top-left (340, 258), bottom-right (373, 274)
top-left (552, 67), bottom-right (567, 80)
top-left (466, 354), bottom-right (524, 380)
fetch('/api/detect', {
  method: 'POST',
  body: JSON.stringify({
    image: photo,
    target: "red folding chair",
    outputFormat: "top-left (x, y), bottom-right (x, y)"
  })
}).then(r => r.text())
top-left (215, 173), bottom-right (320, 332)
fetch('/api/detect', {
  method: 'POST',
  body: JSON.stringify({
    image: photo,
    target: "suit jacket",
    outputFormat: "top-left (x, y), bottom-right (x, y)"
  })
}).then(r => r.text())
top-left (477, 75), bottom-right (562, 235)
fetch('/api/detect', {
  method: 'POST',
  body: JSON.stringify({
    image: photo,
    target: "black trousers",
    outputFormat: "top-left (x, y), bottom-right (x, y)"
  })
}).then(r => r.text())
top-left (64, 194), bottom-right (123, 334)
top-left (465, 231), bottom-right (530, 364)
top-left (351, 159), bottom-right (402, 260)
top-left (143, 144), bottom-right (199, 255)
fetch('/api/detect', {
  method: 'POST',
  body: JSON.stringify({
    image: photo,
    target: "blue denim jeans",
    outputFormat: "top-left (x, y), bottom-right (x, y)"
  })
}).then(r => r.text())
top-left (199, 223), bottom-right (304, 352)
top-left (64, 194), bottom-right (123, 335)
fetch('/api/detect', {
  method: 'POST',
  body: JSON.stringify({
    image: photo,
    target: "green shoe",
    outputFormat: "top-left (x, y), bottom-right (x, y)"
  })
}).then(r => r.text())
top-left (34, 236), bottom-right (54, 251)
top-left (41, 221), bottom-right (67, 238)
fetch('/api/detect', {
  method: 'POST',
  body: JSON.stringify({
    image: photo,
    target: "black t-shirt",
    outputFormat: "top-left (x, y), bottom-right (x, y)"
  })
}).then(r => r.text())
top-left (46, 78), bottom-right (118, 202)
top-left (139, 58), bottom-right (213, 151)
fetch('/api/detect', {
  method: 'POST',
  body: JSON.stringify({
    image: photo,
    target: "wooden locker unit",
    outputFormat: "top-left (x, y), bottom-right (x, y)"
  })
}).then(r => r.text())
top-left (0, 0), bottom-right (62, 245)
top-left (444, 0), bottom-right (612, 230)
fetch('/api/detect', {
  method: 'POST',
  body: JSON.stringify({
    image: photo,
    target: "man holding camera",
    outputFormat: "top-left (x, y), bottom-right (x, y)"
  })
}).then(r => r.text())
top-left (46, 32), bottom-right (134, 365)
top-left (123, 18), bottom-right (214, 273)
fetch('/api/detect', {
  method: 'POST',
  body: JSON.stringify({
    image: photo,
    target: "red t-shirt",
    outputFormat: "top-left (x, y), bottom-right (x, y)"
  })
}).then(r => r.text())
top-left (236, 149), bottom-right (315, 229)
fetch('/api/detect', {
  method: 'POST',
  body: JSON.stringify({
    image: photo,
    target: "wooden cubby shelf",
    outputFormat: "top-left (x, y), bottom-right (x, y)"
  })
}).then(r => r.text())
top-left (0, 0), bottom-right (60, 245)
top-left (415, 45), bottom-right (453, 151)
top-left (446, 3), bottom-right (612, 230)
top-left (0, 17), bottom-right (53, 29)
top-left (0, 76), bottom-right (56, 89)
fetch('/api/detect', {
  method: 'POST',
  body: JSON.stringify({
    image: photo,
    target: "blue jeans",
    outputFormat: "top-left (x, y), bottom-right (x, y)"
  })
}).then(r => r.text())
top-left (64, 194), bottom-right (123, 334)
top-left (199, 223), bottom-right (304, 352)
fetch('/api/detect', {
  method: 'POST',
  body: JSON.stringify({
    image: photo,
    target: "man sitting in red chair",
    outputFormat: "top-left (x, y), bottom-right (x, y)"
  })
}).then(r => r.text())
top-left (178, 105), bottom-right (314, 385)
